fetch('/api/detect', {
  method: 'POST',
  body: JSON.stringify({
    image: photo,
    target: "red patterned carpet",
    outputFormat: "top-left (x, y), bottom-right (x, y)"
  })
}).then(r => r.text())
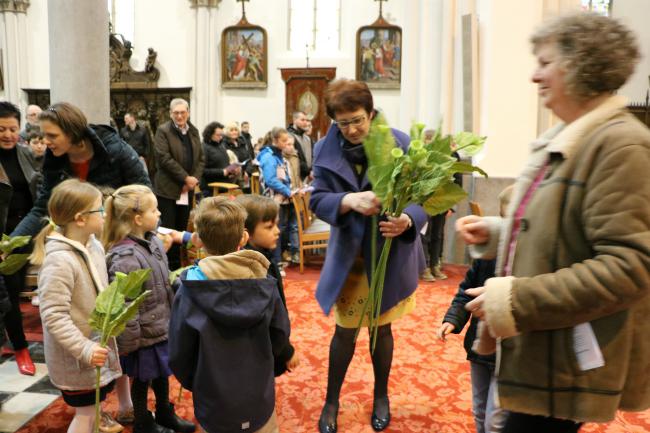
top-left (16, 264), bottom-right (650, 432)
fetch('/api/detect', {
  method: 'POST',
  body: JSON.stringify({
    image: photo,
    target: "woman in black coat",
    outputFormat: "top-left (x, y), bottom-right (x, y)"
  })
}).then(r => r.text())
top-left (200, 121), bottom-right (240, 197)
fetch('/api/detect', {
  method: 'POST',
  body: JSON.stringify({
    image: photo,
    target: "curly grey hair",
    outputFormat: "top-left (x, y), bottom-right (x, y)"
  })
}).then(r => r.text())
top-left (531, 13), bottom-right (640, 101)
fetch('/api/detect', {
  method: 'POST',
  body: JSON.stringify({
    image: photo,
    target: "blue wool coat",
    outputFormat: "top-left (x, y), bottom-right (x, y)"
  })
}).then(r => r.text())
top-left (310, 124), bottom-right (427, 315)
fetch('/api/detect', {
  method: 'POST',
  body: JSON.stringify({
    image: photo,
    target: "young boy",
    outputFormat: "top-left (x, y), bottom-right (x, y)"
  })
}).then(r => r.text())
top-left (436, 185), bottom-right (513, 433)
top-left (168, 196), bottom-right (293, 433)
top-left (235, 194), bottom-right (299, 376)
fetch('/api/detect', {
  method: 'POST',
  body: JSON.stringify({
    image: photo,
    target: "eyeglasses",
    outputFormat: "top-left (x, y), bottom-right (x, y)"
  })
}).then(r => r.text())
top-left (334, 115), bottom-right (367, 130)
top-left (82, 206), bottom-right (105, 217)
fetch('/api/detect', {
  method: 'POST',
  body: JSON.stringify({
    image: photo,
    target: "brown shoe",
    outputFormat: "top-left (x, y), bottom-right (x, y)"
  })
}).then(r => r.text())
top-left (116, 407), bottom-right (135, 424)
top-left (420, 268), bottom-right (435, 282)
top-left (99, 412), bottom-right (124, 433)
top-left (432, 265), bottom-right (448, 280)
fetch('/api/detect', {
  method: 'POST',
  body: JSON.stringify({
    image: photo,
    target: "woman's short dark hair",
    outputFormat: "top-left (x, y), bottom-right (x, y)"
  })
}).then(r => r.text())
top-left (38, 102), bottom-right (88, 144)
top-left (324, 79), bottom-right (374, 119)
top-left (0, 101), bottom-right (21, 124)
top-left (202, 121), bottom-right (225, 144)
top-left (531, 13), bottom-right (640, 101)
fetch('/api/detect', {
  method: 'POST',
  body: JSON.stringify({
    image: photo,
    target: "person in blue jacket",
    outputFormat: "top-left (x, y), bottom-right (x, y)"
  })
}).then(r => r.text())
top-left (310, 79), bottom-right (427, 433)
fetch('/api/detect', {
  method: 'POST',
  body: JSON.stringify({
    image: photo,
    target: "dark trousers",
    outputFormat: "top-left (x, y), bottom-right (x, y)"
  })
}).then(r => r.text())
top-left (3, 265), bottom-right (28, 350)
top-left (157, 194), bottom-right (192, 271)
top-left (501, 412), bottom-right (582, 433)
top-left (422, 213), bottom-right (446, 268)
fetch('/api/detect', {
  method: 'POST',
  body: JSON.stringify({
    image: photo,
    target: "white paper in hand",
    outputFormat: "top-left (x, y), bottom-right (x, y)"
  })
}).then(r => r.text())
top-left (176, 191), bottom-right (189, 206)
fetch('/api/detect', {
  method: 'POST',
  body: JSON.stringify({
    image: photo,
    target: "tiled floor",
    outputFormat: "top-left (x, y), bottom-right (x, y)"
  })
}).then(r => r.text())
top-left (0, 342), bottom-right (60, 433)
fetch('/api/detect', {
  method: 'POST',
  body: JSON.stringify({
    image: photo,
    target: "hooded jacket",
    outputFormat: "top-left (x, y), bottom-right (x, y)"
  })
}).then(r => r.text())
top-left (38, 233), bottom-right (122, 390)
top-left (168, 250), bottom-right (291, 433)
top-left (256, 145), bottom-right (292, 200)
top-left (107, 234), bottom-right (174, 354)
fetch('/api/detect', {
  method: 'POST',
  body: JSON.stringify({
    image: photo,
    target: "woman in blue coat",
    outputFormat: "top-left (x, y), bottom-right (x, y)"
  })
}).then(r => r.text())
top-left (311, 79), bottom-right (426, 433)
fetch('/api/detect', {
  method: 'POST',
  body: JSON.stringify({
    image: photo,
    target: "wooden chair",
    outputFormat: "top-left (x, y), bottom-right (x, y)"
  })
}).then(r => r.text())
top-left (250, 172), bottom-right (261, 195)
top-left (208, 182), bottom-right (241, 197)
top-left (469, 201), bottom-right (484, 216)
top-left (291, 193), bottom-right (330, 273)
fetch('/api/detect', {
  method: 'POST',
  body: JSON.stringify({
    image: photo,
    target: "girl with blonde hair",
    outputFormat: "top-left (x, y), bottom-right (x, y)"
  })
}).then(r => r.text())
top-left (103, 184), bottom-right (195, 433)
top-left (31, 179), bottom-right (123, 433)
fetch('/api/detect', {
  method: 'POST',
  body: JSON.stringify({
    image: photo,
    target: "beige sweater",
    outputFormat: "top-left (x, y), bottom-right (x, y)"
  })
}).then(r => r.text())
top-left (38, 232), bottom-right (122, 391)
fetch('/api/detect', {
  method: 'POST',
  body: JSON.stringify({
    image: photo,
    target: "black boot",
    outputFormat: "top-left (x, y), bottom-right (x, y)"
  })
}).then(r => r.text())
top-left (318, 401), bottom-right (338, 433)
top-left (371, 396), bottom-right (391, 431)
top-left (155, 402), bottom-right (196, 433)
top-left (133, 411), bottom-right (174, 433)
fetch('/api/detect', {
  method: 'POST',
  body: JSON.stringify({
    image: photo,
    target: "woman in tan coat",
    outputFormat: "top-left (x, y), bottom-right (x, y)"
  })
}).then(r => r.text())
top-left (457, 13), bottom-right (650, 433)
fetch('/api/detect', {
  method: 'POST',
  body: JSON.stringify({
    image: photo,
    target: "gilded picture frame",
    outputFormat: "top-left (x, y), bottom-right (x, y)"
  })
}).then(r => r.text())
top-left (356, 22), bottom-right (402, 89)
top-left (221, 22), bottom-right (268, 89)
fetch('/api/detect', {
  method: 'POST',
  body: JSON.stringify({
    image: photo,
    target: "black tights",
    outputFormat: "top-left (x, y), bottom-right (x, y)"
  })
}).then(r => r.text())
top-left (322, 324), bottom-right (393, 422)
top-left (131, 376), bottom-right (170, 422)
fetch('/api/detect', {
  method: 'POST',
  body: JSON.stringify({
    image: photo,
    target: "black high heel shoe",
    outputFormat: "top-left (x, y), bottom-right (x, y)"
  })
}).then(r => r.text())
top-left (371, 396), bottom-right (391, 431)
top-left (318, 402), bottom-right (339, 433)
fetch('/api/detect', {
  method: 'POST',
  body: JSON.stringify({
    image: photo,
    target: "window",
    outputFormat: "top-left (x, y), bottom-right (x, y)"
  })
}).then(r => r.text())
top-left (580, 0), bottom-right (612, 16)
top-left (289, 0), bottom-right (341, 53)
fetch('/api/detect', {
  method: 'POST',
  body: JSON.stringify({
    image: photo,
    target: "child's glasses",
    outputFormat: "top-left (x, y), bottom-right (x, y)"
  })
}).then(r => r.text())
top-left (82, 206), bottom-right (105, 217)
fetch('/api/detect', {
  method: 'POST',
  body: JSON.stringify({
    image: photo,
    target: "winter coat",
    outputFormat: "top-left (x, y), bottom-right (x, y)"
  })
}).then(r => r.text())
top-left (200, 140), bottom-right (232, 195)
top-left (38, 233), bottom-right (122, 391)
top-left (310, 123), bottom-right (427, 315)
top-left (120, 123), bottom-right (151, 158)
top-left (472, 96), bottom-right (650, 422)
top-left (107, 234), bottom-right (174, 355)
top-left (168, 250), bottom-right (291, 433)
top-left (153, 120), bottom-right (204, 200)
top-left (287, 124), bottom-right (311, 178)
top-left (0, 144), bottom-right (42, 235)
top-left (12, 125), bottom-right (150, 237)
top-left (225, 136), bottom-right (255, 176)
top-left (442, 259), bottom-right (496, 366)
top-left (257, 145), bottom-right (292, 201)
top-left (283, 147), bottom-right (303, 190)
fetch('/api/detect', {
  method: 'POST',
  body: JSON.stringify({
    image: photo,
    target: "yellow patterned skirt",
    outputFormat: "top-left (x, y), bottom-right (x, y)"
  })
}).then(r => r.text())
top-left (334, 257), bottom-right (416, 328)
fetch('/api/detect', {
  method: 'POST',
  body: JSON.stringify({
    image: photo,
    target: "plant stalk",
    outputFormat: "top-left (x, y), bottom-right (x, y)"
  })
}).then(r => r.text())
top-left (94, 286), bottom-right (119, 433)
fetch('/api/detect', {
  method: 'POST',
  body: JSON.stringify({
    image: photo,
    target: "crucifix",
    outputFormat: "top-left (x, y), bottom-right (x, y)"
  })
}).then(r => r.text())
top-left (236, 0), bottom-right (250, 20)
top-left (375, 0), bottom-right (387, 18)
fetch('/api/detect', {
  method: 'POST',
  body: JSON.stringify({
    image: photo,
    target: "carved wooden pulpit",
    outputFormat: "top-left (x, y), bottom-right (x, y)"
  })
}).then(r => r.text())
top-left (280, 67), bottom-right (336, 143)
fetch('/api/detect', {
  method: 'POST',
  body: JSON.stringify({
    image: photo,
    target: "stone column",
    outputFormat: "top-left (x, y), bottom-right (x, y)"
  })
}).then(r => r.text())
top-left (47, 0), bottom-right (109, 123)
top-left (398, 0), bottom-right (444, 131)
top-left (189, 0), bottom-right (221, 129)
top-left (0, 0), bottom-right (30, 105)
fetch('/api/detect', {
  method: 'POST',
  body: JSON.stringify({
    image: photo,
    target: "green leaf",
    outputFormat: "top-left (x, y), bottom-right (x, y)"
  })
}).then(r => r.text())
top-left (451, 161), bottom-right (488, 178)
top-left (409, 122), bottom-right (426, 141)
top-left (118, 269), bottom-right (152, 299)
top-left (169, 266), bottom-right (191, 286)
top-left (0, 254), bottom-right (30, 275)
top-left (105, 290), bottom-right (151, 338)
top-left (422, 183), bottom-right (468, 216)
top-left (88, 310), bottom-right (106, 332)
top-left (0, 234), bottom-right (31, 255)
top-left (94, 281), bottom-right (125, 315)
top-left (363, 113), bottom-right (396, 168)
top-left (454, 132), bottom-right (486, 156)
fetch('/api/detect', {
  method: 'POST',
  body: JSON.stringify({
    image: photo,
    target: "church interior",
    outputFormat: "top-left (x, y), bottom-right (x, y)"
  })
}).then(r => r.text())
top-left (0, 0), bottom-right (649, 432)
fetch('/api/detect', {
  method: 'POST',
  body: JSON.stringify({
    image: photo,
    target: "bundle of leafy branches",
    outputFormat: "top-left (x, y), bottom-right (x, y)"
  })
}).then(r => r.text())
top-left (89, 269), bottom-right (151, 433)
top-left (359, 114), bottom-right (487, 350)
top-left (0, 234), bottom-right (31, 275)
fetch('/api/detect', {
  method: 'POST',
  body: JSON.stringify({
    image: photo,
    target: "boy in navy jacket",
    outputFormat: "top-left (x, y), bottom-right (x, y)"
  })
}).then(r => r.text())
top-left (168, 196), bottom-right (292, 433)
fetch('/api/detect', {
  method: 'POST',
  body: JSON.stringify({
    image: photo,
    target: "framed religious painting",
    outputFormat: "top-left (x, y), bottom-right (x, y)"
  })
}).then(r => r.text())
top-left (356, 21), bottom-right (402, 89)
top-left (221, 21), bottom-right (268, 89)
